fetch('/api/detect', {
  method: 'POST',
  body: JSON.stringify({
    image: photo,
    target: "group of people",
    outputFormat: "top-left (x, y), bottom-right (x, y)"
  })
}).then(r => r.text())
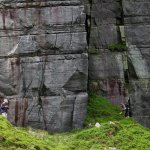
top-left (0, 98), bottom-right (9, 118)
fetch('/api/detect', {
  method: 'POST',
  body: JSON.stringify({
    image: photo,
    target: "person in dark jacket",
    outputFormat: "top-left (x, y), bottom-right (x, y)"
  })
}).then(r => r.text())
top-left (126, 98), bottom-right (132, 117)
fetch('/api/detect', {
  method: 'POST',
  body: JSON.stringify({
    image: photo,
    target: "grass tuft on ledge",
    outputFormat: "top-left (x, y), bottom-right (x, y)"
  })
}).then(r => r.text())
top-left (108, 43), bottom-right (127, 52)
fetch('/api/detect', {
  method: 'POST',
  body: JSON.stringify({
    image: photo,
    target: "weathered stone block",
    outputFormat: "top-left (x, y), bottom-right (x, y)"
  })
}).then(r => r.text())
top-left (123, 1), bottom-right (150, 17)
top-left (130, 80), bottom-right (150, 128)
top-left (89, 25), bottom-right (118, 49)
top-left (8, 93), bottom-right (88, 131)
top-left (89, 53), bottom-right (124, 79)
top-left (91, 1), bottom-right (121, 25)
top-left (126, 25), bottom-right (150, 47)
top-left (0, 32), bottom-right (87, 56)
top-left (127, 45), bottom-right (150, 79)
top-left (89, 79), bottom-right (126, 105)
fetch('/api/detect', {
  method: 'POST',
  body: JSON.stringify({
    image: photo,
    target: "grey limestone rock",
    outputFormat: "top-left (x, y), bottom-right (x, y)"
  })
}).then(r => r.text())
top-left (88, 0), bottom-right (150, 127)
top-left (0, 0), bottom-right (150, 130)
top-left (0, 0), bottom-right (88, 131)
top-left (123, 0), bottom-right (150, 127)
top-left (87, 0), bottom-right (127, 105)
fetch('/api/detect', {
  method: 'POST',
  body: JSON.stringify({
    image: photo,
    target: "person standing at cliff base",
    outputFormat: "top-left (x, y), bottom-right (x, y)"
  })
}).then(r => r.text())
top-left (120, 98), bottom-right (132, 117)
top-left (125, 98), bottom-right (132, 117)
top-left (0, 98), bottom-right (9, 118)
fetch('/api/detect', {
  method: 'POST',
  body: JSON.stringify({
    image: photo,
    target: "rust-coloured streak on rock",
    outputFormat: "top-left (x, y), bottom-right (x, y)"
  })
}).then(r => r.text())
top-left (15, 99), bottom-right (19, 125)
top-left (1, 9), bottom-right (8, 30)
top-left (109, 80), bottom-right (116, 96)
top-left (0, 0), bottom-right (88, 131)
top-left (118, 80), bottom-right (125, 97)
top-left (21, 98), bottom-right (28, 127)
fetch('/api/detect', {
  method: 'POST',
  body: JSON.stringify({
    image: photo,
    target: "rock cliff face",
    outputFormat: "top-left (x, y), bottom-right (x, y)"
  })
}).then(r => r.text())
top-left (0, 0), bottom-right (149, 130)
top-left (0, 0), bottom-right (88, 131)
top-left (86, 0), bottom-right (125, 104)
top-left (123, 0), bottom-right (150, 128)
top-left (87, 0), bottom-right (150, 128)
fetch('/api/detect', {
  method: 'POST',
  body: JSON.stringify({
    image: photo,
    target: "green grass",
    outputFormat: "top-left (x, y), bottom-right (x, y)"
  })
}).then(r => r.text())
top-left (0, 115), bottom-right (55, 150)
top-left (85, 93), bottom-right (124, 126)
top-left (0, 94), bottom-right (150, 150)
top-left (108, 43), bottom-right (127, 52)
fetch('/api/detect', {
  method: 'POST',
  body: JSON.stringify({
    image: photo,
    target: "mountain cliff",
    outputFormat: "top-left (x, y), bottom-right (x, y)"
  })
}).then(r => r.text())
top-left (0, 0), bottom-right (149, 131)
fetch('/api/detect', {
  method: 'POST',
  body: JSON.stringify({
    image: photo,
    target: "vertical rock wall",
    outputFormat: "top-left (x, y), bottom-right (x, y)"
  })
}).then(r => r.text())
top-left (0, 0), bottom-right (88, 131)
top-left (0, 0), bottom-right (150, 130)
top-left (123, 0), bottom-right (150, 127)
top-left (87, 0), bottom-right (150, 128)
top-left (86, 0), bottom-right (127, 104)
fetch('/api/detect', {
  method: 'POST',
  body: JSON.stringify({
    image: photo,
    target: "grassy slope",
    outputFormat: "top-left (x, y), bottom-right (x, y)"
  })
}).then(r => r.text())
top-left (85, 93), bottom-right (124, 126)
top-left (0, 94), bottom-right (150, 150)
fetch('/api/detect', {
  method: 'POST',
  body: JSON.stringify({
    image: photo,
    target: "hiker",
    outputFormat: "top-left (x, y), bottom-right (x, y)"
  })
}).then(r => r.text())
top-left (125, 98), bottom-right (132, 117)
top-left (120, 103), bottom-right (126, 116)
top-left (0, 98), bottom-right (9, 118)
top-left (120, 98), bottom-right (132, 117)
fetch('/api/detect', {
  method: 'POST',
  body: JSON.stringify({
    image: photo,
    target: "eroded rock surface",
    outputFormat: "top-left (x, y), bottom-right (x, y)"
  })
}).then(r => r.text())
top-left (0, 0), bottom-right (88, 131)
top-left (88, 0), bottom-right (150, 128)
top-left (123, 0), bottom-right (150, 127)
top-left (86, 0), bottom-right (127, 105)
top-left (0, 0), bottom-right (150, 130)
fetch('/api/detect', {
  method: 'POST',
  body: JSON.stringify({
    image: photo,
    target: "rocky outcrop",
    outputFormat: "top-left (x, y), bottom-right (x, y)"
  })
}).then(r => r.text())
top-left (0, 0), bottom-right (88, 131)
top-left (86, 0), bottom-right (126, 104)
top-left (87, 0), bottom-right (150, 128)
top-left (0, 0), bottom-right (150, 130)
top-left (123, 0), bottom-right (150, 127)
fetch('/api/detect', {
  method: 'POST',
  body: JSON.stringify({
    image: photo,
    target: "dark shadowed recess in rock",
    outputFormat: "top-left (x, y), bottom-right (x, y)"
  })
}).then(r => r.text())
top-left (63, 70), bottom-right (87, 92)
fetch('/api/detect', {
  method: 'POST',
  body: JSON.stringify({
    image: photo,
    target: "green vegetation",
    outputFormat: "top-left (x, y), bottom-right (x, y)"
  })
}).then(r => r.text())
top-left (108, 43), bottom-right (127, 52)
top-left (88, 48), bottom-right (99, 54)
top-left (0, 94), bottom-right (150, 150)
top-left (0, 115), bottom-right (54, 150)
top-left (85, 93), bottom-right (124, 126)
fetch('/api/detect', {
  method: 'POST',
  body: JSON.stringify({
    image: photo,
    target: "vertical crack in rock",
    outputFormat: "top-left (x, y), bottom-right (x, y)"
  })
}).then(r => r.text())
top-left (37, 56), bottom-right (47, 130)
top-left (71, 96), bottom-right (76, 129)
top-left (86, 0), bottom-right (92, 47)
top-left (15, 99), bottom-right (19, 125)
top-left (119, 0), bottom-right (124, 25)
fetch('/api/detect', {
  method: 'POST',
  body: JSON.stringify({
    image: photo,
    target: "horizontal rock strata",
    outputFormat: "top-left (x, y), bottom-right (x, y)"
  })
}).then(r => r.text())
top-left (0, 0), bottom-right (88, 131)
top-left (0, 0), bottom-right (150, 130)
top-left (123, 0), bottom-right (150, 128)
